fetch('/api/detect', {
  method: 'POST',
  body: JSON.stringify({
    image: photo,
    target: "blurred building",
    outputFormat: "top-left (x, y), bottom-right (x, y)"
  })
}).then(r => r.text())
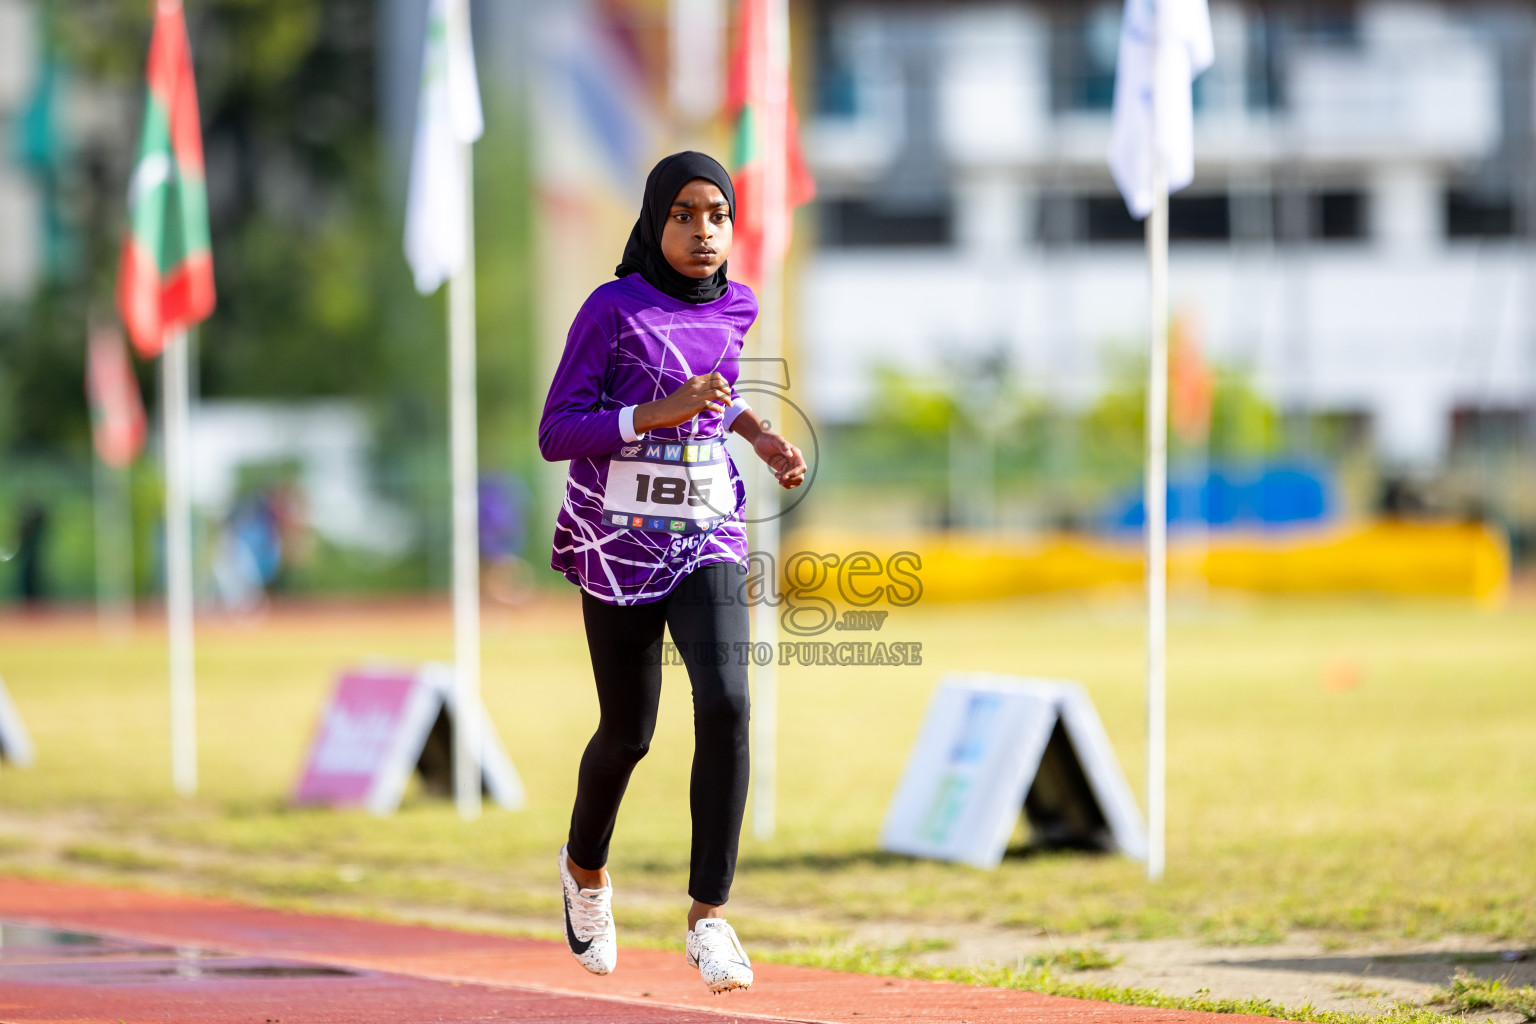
top-left (801, 0), bottom-right (1536, 469)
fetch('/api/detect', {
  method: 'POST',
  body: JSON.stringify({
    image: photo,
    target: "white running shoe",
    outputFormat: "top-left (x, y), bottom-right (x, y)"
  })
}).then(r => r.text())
top-left (558, 844), bottom-right (617, 975)
top-left (685, 918), bottom-right (753, 994)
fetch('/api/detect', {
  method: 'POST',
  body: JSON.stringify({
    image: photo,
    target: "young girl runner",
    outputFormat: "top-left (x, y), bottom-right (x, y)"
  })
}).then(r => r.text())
top-left (539, 151), bottom-right (807, 994)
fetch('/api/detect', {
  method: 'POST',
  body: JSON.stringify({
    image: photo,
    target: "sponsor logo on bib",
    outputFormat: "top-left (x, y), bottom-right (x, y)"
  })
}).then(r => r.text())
top-left (602, 434), bottom-right (734, 535)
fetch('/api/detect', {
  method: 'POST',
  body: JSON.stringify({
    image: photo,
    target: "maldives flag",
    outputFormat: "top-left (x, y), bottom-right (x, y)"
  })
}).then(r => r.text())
top-left (86, 324), bottom-right (148, 468)
top-left (117, 0), bottom-right (215, 358)
top-left (726, 0), bottom-right (814, 290)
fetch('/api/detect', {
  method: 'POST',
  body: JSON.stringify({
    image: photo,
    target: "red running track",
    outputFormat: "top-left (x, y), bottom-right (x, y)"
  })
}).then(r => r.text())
top-left (0, 877), bottom-right (1288, 1024)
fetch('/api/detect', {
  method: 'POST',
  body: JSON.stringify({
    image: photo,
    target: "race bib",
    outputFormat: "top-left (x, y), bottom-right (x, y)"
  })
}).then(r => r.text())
top-left (602, 439), bottom-right (735, 535)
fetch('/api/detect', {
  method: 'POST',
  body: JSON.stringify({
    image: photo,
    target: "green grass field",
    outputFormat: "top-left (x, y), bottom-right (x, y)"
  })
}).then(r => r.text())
top-left (0, 591), bottom-right (1532, 966)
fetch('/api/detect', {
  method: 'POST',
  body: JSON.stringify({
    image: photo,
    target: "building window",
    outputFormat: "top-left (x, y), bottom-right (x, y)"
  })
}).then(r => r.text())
top-left (1292, 7), bottom-right (1362, 49)
top-left (1317, 192), bottom-right (1366, 240)
top-left (1170, 196), bottom-right (1232, 240)
top-left (812, 7), bottom-right (862, 118)
top-left (821, 198), bottom-right (953, 248)
top-left (1271, 191), bottom-right (1370, 242)
top-left (1450, 407), bottom-right (1530, 453)
top-left (1273, 190), bottom-right (1367, 242)
top-left (1081, 196), bottom-right (1143, 242)
top-left (1245, 13), bottom-right (1283, 111)
top-left (817, 64), bottom-right (860, 119)
top-left (1446, 190), bottom-right (1516, 239)
top-left (1044, 189), bottom-right (1367, 245)
top-left (1050, 3), bottom-right (1121, 113)
top-left (1074, 194), bottom-right (1231, 243)
top-left (1243, 8), bottom-right (1362, 112)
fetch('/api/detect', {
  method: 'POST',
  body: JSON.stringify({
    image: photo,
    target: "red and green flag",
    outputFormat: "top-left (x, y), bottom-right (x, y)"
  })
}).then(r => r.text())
top-left (117, 0), bottom-right (215, 358)
top-left (86, 323), bottom-right (148, 468)
top-left (726, 0), bottom-right (815, 290)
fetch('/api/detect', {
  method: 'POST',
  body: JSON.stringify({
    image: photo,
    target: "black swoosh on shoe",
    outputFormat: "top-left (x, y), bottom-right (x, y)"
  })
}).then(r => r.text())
top-left (563, 892), bottom-right (593, 955)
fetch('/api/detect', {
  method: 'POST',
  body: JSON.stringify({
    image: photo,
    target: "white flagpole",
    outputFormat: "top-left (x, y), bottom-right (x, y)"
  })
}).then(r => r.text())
top-left (93, 449), bottom-right (113, 627)
top-left (1144, 23), bottom-right (1170, 882)
top-left (448, 0), bottom-right (482, 823)
top-left (94, 451), bottom-right (134, 640)
top-left (162, 327), bottom-right (197, 797)
top-left (751, 0), bottom-right (789, 842)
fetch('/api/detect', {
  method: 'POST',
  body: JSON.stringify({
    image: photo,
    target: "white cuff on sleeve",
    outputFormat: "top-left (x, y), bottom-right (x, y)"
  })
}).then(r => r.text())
top-left (722, 396), bottom-right (751, 432)
top-left (618, 405), bottom-right (645, 443)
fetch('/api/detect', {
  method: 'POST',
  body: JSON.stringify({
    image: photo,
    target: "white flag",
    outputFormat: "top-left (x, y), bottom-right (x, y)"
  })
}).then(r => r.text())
top-left (1107, 0), bottom-right (1214, 220)
top-left (404, 0), bottom-right (483, 295)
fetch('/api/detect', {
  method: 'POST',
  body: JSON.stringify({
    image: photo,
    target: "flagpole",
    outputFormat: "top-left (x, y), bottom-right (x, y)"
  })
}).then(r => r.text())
top-left (749, 0), bottom-right (790, 843)
top-left (162, 327), bottom-right (197, 797)
top-left (93, 447), bottom-right (113, 628)
top-left (93, 451), bottom-right (134, 640)
top-left (1145, 25), bottom-right (1170, 882)
top-left (448, 0), bottom-right (482, 823)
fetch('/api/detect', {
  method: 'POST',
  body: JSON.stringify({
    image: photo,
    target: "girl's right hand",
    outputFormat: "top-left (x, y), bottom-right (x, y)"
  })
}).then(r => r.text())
top-left (633, 373), bottom-right (732, 433)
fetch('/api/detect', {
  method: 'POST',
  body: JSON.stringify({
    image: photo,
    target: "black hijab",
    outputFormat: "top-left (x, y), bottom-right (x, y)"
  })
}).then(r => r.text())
top-left (616, 151), bottom-right (736, 304)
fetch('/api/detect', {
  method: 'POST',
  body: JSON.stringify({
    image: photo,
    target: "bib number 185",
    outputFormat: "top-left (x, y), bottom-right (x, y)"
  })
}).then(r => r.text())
top-left (634, 473), bottom-right (711, 507)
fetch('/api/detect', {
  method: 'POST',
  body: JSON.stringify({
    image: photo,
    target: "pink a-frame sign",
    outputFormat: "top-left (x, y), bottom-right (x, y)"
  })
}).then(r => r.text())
top-left (293, 664), bottom-right (523, 815)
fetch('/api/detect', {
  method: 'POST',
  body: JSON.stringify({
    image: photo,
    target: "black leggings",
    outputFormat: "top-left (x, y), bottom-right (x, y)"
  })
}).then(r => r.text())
top-left (567, 561), bottom-right (750, 906)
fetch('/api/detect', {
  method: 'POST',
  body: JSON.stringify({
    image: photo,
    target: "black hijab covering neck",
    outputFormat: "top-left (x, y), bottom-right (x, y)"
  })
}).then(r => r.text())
top-left (616, 151), bottom-right (736, 304)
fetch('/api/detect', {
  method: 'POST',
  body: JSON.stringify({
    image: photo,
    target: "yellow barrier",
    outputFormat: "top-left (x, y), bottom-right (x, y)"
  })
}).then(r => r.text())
top-left (1202, 521), bottom-right (1509, 604)
top-left (783, 521), bottom-right (1509, 605)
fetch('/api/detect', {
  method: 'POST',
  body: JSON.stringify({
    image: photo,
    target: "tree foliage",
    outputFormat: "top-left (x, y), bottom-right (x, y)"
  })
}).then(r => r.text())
top-left (2, 0), bottom-right (535, 468)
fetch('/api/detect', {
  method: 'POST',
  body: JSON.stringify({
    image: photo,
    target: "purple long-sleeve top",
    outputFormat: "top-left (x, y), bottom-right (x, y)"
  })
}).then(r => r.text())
top-left (540, 273), bottom-right (757, 605)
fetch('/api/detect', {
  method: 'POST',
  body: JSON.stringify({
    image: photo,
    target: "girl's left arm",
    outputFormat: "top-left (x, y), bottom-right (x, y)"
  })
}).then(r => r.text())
top-left (729, 407), bottom-right (808, 489)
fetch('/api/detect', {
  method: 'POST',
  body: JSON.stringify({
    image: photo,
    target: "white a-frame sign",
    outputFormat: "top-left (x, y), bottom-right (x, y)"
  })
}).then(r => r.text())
top-left (0, 674), bottom-right (34, 769)
top-left (881, 675), bottom-right (1146, 868)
